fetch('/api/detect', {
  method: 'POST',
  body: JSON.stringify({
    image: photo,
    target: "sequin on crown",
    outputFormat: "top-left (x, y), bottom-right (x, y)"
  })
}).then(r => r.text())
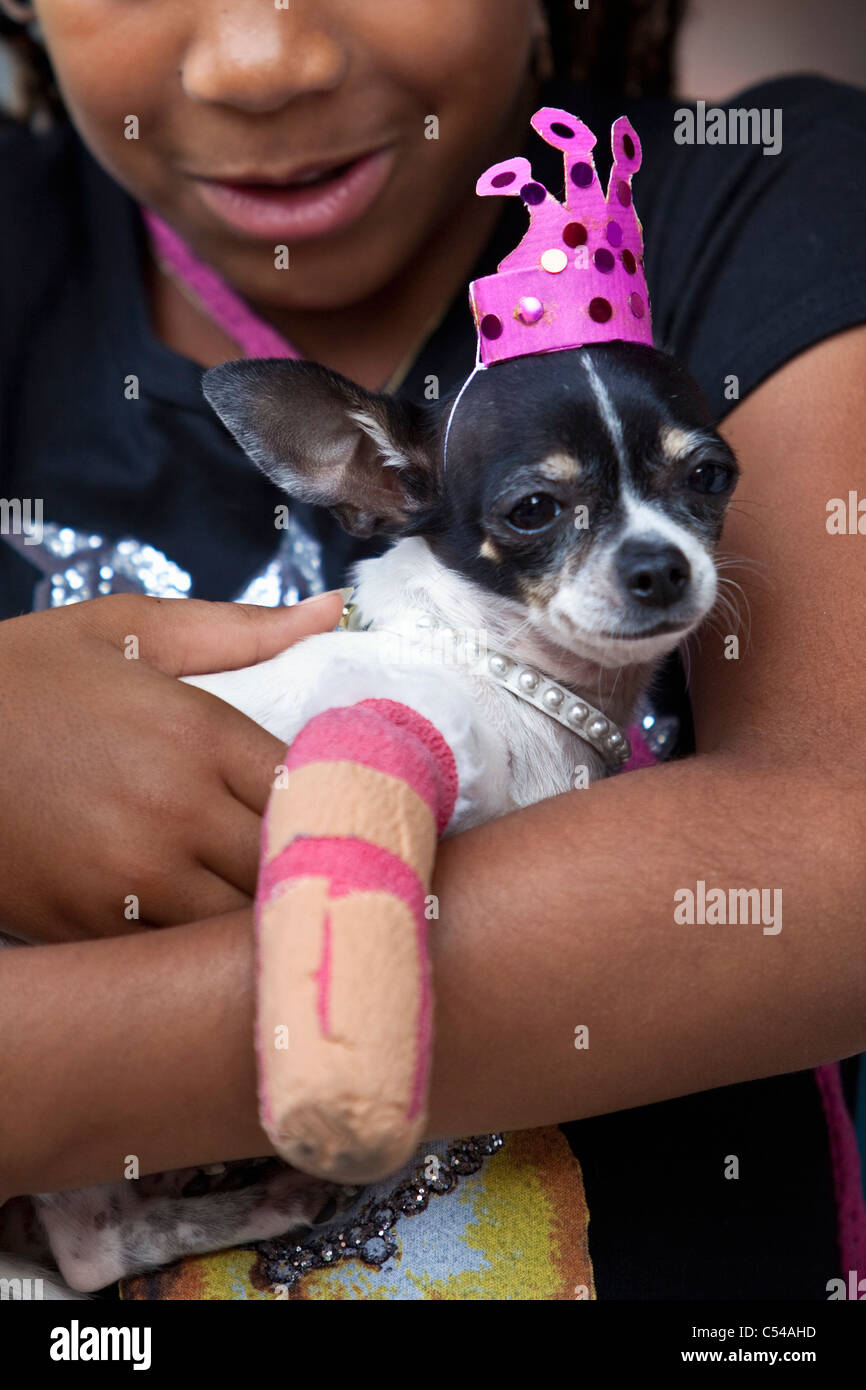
top-left (469, 107), bottom-right (653, 365)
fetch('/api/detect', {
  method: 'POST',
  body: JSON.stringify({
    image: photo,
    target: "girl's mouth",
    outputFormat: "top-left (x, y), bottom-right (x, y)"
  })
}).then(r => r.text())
top-left (193, 147), bottom-right (395, 242)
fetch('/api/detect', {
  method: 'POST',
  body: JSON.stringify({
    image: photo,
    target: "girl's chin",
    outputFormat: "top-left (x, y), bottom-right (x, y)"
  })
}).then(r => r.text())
top-left (234, 261), bottom-right (402, 315)
top-left (191, 230), bottom-right (411, 314)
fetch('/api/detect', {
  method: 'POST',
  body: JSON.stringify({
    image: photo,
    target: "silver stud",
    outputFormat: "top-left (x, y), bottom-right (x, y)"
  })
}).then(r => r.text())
top-left (566, 702), bottom-right (588, 724)
top-left (587, 716), bottom-right (609, 739)
top-left (543, 687), bottom-right (563, 709)
top-left (606, 732), bottom-right (624, 749)
top-left (518, 669), bottom-right (539, 692)
top-left (488, 653), bottom-right (510, 677)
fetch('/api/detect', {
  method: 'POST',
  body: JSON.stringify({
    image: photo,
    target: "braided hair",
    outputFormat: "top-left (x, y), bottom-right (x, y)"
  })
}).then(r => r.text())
top-left (543, 0), bottom-right (687, 100)
top-left (0, 9), bottom-right (59, 125)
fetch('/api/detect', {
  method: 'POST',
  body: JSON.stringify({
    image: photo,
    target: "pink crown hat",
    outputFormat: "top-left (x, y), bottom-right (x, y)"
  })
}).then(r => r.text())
top-left (468, 107), bottom-right (653, 366)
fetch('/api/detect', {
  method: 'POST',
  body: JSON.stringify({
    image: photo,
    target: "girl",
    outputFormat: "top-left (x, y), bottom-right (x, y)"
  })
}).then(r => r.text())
top-left (0, 1), bottom-right (864, 1299)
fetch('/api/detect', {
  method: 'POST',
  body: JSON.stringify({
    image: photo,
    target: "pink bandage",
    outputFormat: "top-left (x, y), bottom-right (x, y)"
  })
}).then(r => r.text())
top-left (254, 699), bottom-right (458, 1183)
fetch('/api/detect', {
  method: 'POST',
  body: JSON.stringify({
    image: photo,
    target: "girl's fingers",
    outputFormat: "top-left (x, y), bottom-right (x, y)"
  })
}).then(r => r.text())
top-left (194, 793), bottom-right (267, 900)
top-left (77, 591), bottom-right (345, 676)
top-left (216, 710), bottom-right (290, 817)
top-left (139, 858), bottom-right (252, 928)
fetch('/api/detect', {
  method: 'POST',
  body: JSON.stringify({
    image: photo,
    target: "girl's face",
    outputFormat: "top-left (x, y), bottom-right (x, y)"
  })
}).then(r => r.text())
top-left (31, 0), bottom-right (542, 310)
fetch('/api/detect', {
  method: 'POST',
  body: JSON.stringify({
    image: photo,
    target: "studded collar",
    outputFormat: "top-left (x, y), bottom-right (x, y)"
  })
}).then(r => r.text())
top-left (338, 598), bottom-right (631, 770)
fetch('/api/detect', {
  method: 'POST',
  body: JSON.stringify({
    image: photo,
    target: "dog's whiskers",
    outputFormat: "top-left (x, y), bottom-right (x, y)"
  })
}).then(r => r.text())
top-left (711, 575), bottom-right (752, 650)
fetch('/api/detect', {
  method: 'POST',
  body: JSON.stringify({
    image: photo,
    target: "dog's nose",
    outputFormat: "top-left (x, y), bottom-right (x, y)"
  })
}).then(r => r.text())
top-left (616, 539), bottom-right (691, 608)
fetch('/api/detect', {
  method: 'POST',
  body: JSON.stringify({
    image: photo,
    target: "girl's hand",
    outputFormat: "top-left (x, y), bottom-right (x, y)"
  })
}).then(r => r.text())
top-left (0, 592), bottom-right (344, 942)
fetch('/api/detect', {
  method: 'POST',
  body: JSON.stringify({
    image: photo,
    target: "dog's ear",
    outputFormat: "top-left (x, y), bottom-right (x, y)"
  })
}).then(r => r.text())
top-left (202, 358), bottom-right (438, 538)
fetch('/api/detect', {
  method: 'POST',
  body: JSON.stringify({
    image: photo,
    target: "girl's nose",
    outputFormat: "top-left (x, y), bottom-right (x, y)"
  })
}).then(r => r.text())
top-left (180, 4), bottom-right (347, 114)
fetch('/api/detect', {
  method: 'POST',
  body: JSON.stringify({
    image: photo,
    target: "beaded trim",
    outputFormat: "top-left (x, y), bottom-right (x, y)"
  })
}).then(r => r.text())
top-left (338, 599), bottom-right (631, 769)
top-left (481, 650), bottom-right (630, 767)
top-left (253, 1134), bottom-right (505, 1289)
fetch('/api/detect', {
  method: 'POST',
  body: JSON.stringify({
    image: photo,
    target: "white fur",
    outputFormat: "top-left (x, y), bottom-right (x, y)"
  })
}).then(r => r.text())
top-left (543, 486), bottom-right (718, 668)
top-left (185, 535), bottom-right (617, 822)
top-left (346, 409), bottom-right (408, 471)
top-left (579, 349), bottom-right (627, 472)
top-left (621, 487), bottom-right (717, 612)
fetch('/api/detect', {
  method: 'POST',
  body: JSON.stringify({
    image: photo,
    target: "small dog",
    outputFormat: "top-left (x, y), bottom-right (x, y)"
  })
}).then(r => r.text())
top-left (191, 344), bottom-right (737, 815)
top-left (5, 341), bottom-right (738, 1294)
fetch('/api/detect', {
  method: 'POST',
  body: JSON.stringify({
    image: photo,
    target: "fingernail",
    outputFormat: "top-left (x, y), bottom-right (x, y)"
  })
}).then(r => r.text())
top-left (299, 589), bottom-right (344, 606)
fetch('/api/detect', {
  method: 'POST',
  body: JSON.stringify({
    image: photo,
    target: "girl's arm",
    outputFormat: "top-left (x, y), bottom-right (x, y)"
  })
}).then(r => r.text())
top-left (2, 328), bottom-right (864, 1197)
top-left (0, 913), bottom-right (267, 1198)
top-left (428, 325), bottom-right (866, 1135)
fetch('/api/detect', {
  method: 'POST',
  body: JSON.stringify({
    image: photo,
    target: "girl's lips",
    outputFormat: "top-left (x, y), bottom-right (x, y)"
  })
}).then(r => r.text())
top-left (193, 147), bottom-right (395, 241)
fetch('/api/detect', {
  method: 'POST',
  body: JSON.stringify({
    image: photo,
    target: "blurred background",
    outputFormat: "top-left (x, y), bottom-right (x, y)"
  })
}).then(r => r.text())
top-left (677, 0), bottom-right (865, 96)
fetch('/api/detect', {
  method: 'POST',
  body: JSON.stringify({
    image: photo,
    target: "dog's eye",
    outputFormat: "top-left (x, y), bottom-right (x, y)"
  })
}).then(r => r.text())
top-left (506, 493), bottom-right (562, 531)
top-left (686, 462), bottom-right (735, 495)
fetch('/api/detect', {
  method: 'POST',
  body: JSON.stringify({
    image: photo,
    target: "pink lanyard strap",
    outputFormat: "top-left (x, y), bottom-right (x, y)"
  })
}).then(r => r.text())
top-left (141, 206), bottom-right (304, 361)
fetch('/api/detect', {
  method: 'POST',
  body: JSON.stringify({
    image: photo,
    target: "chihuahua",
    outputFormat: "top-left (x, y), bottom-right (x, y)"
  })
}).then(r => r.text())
top-left (6, 340), bottom-right (738, 1294)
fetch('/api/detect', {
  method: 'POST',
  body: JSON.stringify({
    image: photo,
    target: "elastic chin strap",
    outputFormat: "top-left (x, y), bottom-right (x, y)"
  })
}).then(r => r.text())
top-left (442, 347), bottom-right (486, 473)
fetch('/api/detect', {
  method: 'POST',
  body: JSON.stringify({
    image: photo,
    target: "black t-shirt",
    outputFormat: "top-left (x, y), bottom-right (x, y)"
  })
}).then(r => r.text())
top-left (2, 72), bottom-right (865, 1298)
